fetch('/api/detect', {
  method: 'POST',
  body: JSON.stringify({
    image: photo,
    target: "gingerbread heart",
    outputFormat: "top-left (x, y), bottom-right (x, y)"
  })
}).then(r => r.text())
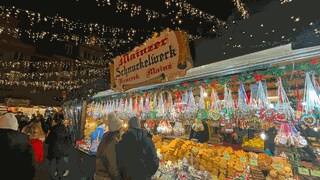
top-left (301, 114), bottom-right (316, 126)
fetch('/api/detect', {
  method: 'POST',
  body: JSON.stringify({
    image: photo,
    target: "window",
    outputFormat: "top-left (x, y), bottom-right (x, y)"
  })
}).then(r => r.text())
top-left (14, 52), bottom-right (24, 60)
top-left (65, 45), bottom-right (73, 55)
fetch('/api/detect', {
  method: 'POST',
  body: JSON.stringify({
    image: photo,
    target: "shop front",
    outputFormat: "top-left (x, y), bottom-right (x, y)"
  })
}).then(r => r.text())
top-left (75, 35), bottom-right (320, 179)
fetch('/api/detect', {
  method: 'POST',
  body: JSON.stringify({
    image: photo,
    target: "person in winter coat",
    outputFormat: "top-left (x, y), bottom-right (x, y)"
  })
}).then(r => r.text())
top-left (189, 119), bottom-right (209, 143)
top-left (94, 113), bottom-right (122, 180)
top-left (22, 118), bottom-right (46, 163)
top-left (0, 112), bottom-right (36, 180)
top-left (45, 117), bottom-right (72, 179)
top-left (117, 116), bottom-right (159, 180)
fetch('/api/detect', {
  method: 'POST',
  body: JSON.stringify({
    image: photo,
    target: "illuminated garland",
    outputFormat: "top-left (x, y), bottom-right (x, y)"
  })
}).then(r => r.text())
top-left (164, 0), bottom-right (225, 25)
top-left (0, 60), bottom-right (108, 69)
top-left (280, 0), bottom-right (293, 4)
top-left (0, 77), bottom-right (100, 90)
top-left (0, 6), bottom-right (145, 50)
top-left (96, 0), bottom-right (164, 20)
top-left (0, 69), bottom-right (106, 81)
top-left (232, 0), bottom-right (249, 19)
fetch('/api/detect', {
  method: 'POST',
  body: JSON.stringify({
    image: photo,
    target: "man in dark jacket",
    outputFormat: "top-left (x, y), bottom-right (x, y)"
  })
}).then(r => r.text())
top-left (189, 119), bottom-right (209, 143)
top-left (117, 116), bottom-right (159, 180)
top-left (45, 117), bottom-right (72, 179)
top-left (0, 113), bottom-right (36, 180)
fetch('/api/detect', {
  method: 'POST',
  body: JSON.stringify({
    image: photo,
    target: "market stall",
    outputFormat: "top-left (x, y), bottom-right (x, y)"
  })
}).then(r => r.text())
top-left (77, 42), bottom-right (320, 179)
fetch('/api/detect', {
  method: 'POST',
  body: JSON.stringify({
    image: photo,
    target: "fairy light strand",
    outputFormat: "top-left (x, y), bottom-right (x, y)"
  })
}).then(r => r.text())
top-left (232, 0), bottom-right (250, 19)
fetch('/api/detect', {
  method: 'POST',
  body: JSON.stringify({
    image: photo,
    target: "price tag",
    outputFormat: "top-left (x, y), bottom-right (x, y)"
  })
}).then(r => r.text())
top-left (273, 164), bottom-right (282, 170)
top-left (240, 157), bottom-right (247, 163)
top-left (311, 170), bottom-right (320, 177)
top-left (250, 159), bottom-right (258, 166)
top-left (224, 154), bottom-right (230, 160)
top-left (212, 175), bottom-right (218, 180)
top-left (298, 167), bottom-right (310, 176)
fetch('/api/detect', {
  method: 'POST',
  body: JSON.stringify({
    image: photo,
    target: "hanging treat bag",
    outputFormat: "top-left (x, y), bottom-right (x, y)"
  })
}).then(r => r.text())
top-left (175, 92), bottom-right (183, 114)
top-left (301, 72), bottom-right (320, 127)
top-left (289, 123), bottom-right (308, 147)
top-left (157, 93), bottom-right (165, 117)
top-left (187, 87), bottom-right (198, 117)
top-left (275, 78), bottom-right (295, 122)
top-left (209, 88), bottom-right (221, 121)
top-left (274, 124), bottom-right (288, 146)
top-left (199, 85), bottom-right (206, 110)
top-left (221, 84), bottom-right (235, 128)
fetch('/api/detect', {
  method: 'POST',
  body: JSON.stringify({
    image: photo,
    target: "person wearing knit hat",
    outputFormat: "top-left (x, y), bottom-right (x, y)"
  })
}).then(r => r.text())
top-left (108, 112), bottom-right (122, 132)
top-left (0, 112), bottom-right (19, 130)
top-left (117, 116), bottom-right (159, 179)
top-left (0, 112), bottom-right (37, 179)
top-left (95, 112), bottom-right (122, 180)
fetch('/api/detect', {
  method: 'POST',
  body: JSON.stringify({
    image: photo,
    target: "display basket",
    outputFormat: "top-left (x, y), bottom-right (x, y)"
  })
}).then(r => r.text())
top-left (242, 146), bottom-right (264, 153)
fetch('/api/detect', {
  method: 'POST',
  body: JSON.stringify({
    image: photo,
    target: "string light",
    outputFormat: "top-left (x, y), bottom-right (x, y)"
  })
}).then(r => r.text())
top-left (164, 0), bottom-right (225, 26)
top-left (294, 17), bottom-right (300, 22)
top-left (280, 0), bottom-right (293, 4)
top-left (232, 0), bottom-right (250, 19)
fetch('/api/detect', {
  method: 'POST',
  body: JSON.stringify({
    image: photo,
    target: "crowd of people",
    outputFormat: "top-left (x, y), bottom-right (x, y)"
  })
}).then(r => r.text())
top-left (0, 110), bottom-right (72, 180)
top-left (2, 108), bottom-right (318, 180)
top-left (95, 113), bottom-right (159, 180)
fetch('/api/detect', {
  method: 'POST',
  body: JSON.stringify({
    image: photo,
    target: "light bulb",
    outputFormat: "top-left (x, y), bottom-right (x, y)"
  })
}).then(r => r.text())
top-left (260, 132), bottom-right (266, 140)
top-left (203, 92), bottom-right (208, 97)
top-left (314, 127), bottom-right (318, 132)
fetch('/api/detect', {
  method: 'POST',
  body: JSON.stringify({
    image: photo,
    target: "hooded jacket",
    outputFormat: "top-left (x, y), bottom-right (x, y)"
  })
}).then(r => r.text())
top-left (95, 131), bottom-right (121, 180)
top-left (117, 128), bottom-right (159, 180)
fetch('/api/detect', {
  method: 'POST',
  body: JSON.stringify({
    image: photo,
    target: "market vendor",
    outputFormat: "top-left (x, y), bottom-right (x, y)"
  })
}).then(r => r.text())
top-left (264, 123), bottom-right (279, 156)
top-left (189, 118), bottom-right (209, 143)
top-left (220, 127), bottom-right (247, 150)
top-left (296, 124), bottom-right (320, 163)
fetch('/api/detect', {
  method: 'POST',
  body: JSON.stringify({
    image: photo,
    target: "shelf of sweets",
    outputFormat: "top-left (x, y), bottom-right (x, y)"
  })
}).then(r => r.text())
top-left (152, 137), bottom-right (294, 180)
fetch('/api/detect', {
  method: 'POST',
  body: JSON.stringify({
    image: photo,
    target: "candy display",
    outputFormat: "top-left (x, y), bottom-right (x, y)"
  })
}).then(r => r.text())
top-left (246, 137), bottom-right (264, 147)
top-left (152, 137), bottom-right (294, 180)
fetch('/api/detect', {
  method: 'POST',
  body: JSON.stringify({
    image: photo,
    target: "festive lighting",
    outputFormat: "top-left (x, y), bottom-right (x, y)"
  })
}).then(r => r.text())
top-left (260, 132), bottom-right (266, 140)
top-left (232, 0), bottom-right (250, 19)
top-left (164, 0), bottom-right (225, 26)
top-left (280, 0), bottom-right (293, 4)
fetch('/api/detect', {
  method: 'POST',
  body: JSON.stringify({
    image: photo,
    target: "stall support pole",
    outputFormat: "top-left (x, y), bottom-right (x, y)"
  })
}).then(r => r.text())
top-left (79, 101), bottom-right (87, 140)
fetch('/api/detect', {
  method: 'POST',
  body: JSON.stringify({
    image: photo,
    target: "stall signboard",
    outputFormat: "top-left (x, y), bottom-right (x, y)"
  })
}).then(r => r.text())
top-left (4, 98), bottom-right (31, 107)
top-left (110, 29), bottom-right (193, 92)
